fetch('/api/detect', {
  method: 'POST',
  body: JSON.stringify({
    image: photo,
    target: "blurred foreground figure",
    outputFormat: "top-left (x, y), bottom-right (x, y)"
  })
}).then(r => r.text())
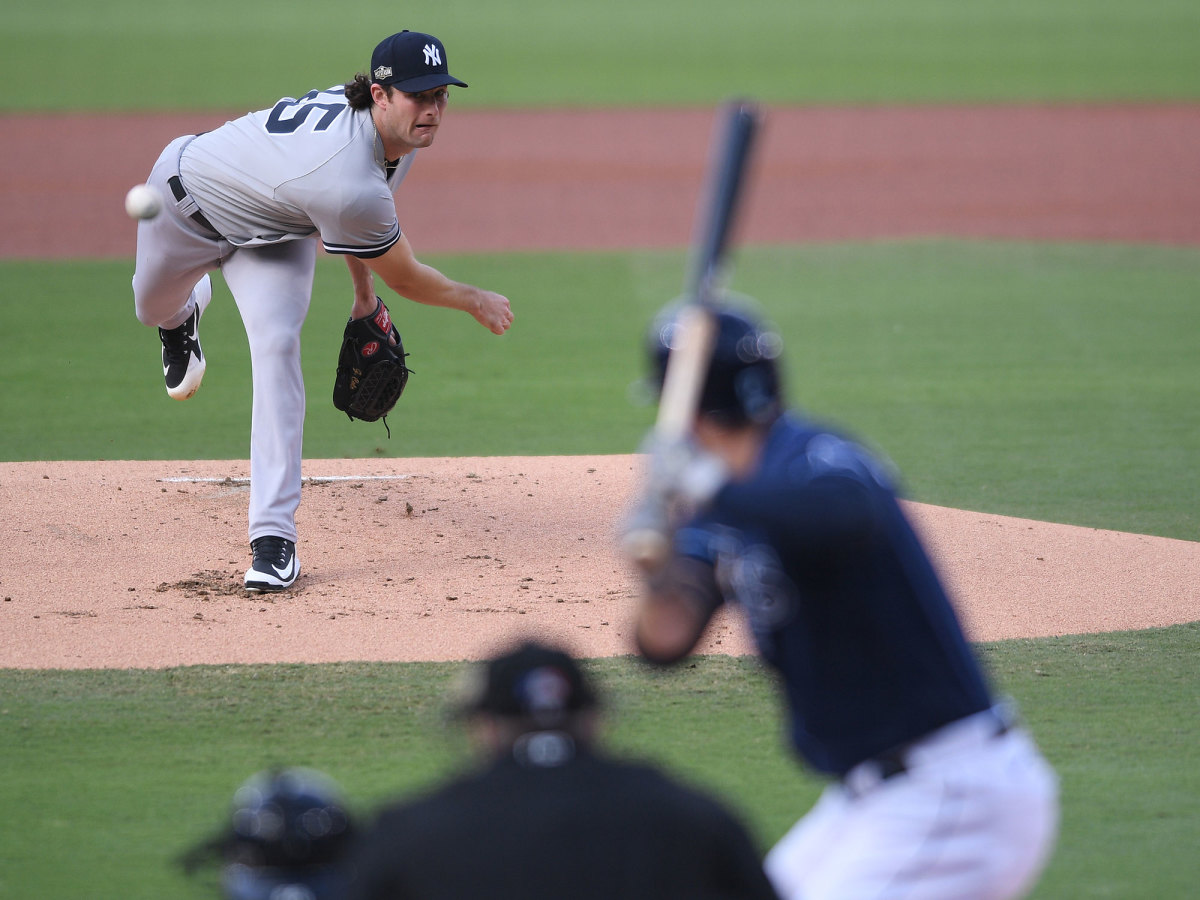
top-left (181, 767), bottom-right (356, 900)
top-left (626, 299), bottom-right (1060, 900)
top-left (346, 639), bottom-right (780, 899)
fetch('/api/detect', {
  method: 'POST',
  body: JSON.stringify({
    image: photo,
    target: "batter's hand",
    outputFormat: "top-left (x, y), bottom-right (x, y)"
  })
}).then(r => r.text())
top-left (621, 434), bottom-right (728, 571)
top-left (474, 290), bottom-right (513, 334)
top-left (642, 434), bottom-right (729, 509)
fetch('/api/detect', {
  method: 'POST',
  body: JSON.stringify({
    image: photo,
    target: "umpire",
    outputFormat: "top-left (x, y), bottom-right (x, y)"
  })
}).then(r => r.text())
top-left (345, 640), bottom-right (779, 900)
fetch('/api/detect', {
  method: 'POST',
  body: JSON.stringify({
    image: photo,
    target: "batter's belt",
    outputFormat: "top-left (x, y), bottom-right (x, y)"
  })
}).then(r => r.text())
top-left (841, 704), bottom-right (1015, 799)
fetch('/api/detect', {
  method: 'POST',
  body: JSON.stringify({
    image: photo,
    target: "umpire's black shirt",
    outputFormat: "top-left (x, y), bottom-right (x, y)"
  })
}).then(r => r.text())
top-left (345, 732), bottom-right (779, 899)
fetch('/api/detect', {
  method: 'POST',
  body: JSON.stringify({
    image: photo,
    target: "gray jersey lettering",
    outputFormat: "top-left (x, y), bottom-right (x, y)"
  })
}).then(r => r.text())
top-left (178, 87), bottom-right (414, 255)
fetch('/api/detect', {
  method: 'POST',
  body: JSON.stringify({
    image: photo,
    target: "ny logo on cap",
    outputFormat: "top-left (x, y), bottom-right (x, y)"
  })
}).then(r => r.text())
top-left (423, 43), bottom-right (441, 67)
top-left (373, 65), bottom-right (393, 80)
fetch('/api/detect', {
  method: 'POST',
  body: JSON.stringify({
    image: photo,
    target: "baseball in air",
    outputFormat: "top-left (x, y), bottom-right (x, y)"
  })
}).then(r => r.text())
top-left (124, 183), bottom-right (163, 220)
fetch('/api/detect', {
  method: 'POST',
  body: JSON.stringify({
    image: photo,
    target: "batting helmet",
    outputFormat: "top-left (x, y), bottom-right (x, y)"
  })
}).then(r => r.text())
top-left (649, 299), bottom-right (784, 426)
top-left (219, 767), bottom-right (357, 900)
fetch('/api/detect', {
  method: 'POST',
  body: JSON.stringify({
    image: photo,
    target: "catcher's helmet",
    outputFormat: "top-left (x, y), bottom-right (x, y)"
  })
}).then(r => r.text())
top-left (219, 767), bottom-right (356, 900)
top-left (649, 299), bottom-right (784, 426)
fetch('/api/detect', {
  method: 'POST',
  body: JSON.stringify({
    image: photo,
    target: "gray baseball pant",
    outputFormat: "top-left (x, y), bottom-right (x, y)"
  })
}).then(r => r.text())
top-left (132, 135), bottom-right (316, 545)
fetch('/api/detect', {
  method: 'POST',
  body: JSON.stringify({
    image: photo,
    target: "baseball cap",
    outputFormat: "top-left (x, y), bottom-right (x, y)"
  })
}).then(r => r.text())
top-left (458, 641), bottom-right (598, 725)
top-left (370, 30), bottom-right (468, 93)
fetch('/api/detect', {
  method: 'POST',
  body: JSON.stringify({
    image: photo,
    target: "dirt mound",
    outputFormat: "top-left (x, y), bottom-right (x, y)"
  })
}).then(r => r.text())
top-left (1, 457), bottom-right (1196, 669)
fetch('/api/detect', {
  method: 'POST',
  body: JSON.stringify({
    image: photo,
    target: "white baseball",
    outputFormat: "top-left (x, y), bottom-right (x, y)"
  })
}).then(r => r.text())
top-left (124, 183), bottom-right (163, 220)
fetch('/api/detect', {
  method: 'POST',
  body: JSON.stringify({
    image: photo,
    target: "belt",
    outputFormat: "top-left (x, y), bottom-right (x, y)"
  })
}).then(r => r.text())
top-left (167, 175), bottom-right (221, 238)
top-left (842, 707), bottom-right (1014, 798)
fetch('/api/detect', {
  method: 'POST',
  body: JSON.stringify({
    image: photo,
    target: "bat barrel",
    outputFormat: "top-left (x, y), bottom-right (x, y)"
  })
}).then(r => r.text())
top-left (687, 100), bottom-right (763, 304)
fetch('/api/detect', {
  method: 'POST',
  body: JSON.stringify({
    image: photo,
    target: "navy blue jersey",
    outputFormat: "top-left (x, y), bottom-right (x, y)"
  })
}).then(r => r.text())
top-left (676, 413), bottom-right (994, 776)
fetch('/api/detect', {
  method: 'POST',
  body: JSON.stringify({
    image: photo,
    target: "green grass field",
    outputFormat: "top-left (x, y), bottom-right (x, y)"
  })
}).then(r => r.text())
top-left (2, 626), bottom-right (1199, 899)
top-left (2, 0), bottom-right (1199, 111)
top-left (2, 0), bottom-right (1198, 897)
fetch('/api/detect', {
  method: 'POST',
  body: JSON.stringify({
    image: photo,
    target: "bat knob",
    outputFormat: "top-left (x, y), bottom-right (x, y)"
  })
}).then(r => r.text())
top-left (620, 494), bottom-right (674, 571)
top-left (621, 526), bottom-right (672, 571)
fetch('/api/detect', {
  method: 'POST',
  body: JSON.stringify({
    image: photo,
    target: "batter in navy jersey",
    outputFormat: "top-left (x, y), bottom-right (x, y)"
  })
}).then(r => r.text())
top-left (629, 300), bottom-right (1059, 900)
top-left (131, 30), bottom-right (512, 592)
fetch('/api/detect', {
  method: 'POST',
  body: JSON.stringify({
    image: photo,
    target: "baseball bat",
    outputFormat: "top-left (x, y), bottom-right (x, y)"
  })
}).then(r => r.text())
top-left (623, 100), bottom-right (763, 567)
top-left (656, 100), bottom-right (760, 438)
top-left (685, 99), bottom-right (763, 311)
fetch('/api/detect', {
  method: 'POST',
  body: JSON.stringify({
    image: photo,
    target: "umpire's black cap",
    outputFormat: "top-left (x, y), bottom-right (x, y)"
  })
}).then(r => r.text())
top-left (458, 641), bottom-right (598, 726)
top-left (370, 30), bottom-right (468, 93)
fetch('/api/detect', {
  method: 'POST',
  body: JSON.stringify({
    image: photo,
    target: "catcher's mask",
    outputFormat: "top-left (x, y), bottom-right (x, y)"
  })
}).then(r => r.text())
top-left (649, 299), bottom-right (784, 427)
top-left (220, 767), bottom-right (356, 900)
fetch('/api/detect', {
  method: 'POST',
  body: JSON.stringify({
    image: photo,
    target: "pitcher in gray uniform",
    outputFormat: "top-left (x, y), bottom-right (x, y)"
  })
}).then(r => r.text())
top-left (131, 30), bottom-right (513, 592)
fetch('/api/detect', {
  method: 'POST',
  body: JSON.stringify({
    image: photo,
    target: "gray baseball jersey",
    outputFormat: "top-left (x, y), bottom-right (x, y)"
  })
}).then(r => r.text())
top-left (178, 86), bottom-right (415, 254)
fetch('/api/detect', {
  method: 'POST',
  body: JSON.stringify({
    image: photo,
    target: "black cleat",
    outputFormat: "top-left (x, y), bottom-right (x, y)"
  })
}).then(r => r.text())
top-left (245, 536), bottom-right (300, 592)
top-left (159, 275), bottom-right (211, 400)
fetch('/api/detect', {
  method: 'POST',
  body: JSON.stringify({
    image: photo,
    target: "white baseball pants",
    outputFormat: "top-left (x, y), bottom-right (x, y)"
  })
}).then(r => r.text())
top-left (765, 709), bottom-right (1060, 900)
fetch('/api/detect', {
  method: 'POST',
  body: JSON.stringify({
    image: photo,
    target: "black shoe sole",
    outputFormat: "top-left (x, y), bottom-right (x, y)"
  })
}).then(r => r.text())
top-left (245, 579), bottom-right (295, 593)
